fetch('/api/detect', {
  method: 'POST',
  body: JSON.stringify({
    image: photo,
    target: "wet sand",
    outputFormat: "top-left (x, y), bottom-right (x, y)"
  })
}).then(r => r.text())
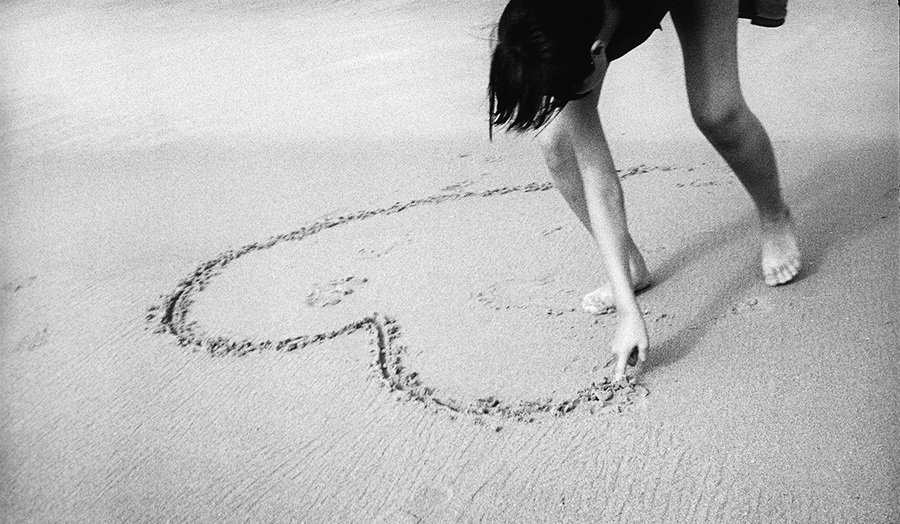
top-left (1, 1), bottom-right (898, 522)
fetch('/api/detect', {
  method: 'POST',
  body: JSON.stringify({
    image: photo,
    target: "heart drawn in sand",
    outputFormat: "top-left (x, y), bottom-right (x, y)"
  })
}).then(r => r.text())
top-left (148, 182), bottom-right (649, 421)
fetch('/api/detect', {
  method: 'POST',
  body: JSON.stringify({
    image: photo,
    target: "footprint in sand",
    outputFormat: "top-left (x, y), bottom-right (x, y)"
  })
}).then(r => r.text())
top-left (474, 276), bottom-right (577, 315)
top-left (729, 297), bottom-right (760, 315)
top-left (305, 276), bottom-right (368, 308)
top-left (14, 326), bottom-right (50, 353)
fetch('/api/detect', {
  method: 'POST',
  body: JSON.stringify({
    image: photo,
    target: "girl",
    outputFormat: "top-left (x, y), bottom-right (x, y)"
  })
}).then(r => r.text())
top-left (488, 0), bottom-right (801, 380)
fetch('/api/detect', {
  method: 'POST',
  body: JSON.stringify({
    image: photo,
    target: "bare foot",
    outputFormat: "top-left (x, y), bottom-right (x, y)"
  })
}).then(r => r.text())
top-left (582, 251), bottom-right (652, 315)
top-left (760, 210), bottom-right (801, 286)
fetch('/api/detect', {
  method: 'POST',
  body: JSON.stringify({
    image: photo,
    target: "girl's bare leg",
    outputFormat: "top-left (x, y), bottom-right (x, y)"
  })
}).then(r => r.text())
top-left (671, 0), bottom-right (801, 286)
top-left (539, 120), bottom-right (651, 313)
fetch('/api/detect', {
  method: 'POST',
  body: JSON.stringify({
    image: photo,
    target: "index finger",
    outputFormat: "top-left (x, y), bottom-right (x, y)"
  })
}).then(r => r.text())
top-left (613, 350), bottom-right (629, 382)
top-left (614, 348), bottom-right (640, 382)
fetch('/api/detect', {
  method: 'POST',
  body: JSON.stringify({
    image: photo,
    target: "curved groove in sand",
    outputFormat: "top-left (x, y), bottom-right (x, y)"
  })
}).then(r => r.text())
top-left (148, 182), bottom-right (648, 420)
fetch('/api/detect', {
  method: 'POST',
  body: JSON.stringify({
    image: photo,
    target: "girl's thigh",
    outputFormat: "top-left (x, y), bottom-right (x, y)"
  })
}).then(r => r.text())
top-left (670, 0), bottom-right (745, 118)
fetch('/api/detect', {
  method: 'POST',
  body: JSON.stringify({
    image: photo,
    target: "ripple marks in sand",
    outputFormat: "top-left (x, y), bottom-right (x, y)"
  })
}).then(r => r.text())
top-left (147, 182), bottom-right (649, 420)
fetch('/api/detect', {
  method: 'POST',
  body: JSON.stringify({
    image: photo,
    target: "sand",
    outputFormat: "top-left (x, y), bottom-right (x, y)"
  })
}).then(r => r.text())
top-left (1, 1), bottom-right (898, 522)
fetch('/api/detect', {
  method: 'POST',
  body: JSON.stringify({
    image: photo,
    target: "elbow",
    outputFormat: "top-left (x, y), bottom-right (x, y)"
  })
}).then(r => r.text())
top-left (537, 118), bottom-right (569, 157)
top-left (538, 123), bottom-right (575, 176)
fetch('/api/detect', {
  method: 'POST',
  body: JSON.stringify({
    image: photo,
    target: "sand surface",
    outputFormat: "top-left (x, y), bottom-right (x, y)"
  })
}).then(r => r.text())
top-left (1, 1), bottom-right (898, 522)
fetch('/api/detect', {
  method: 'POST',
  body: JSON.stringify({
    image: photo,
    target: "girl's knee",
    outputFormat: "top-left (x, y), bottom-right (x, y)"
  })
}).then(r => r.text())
top-left (691, 99), bottom-right (752, 146)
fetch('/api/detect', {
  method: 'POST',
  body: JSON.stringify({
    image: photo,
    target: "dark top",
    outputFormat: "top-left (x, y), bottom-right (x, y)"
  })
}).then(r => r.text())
top-left (606, 0), bottom-right (786, 62)
top-left (606, 0), bottom-right (681, 62)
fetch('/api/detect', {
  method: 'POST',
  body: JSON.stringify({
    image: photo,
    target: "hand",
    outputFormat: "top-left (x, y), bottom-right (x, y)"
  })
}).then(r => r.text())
top-left (611, 311), bottom-right (649, 381)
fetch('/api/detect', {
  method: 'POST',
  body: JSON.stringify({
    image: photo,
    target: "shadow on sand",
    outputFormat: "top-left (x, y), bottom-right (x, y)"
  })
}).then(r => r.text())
top-left (643, 137), bottom-right (898, 373)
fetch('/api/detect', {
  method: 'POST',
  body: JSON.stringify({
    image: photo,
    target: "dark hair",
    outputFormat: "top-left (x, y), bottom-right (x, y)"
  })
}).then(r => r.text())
top-left (488, 0), bottom-right (604, 137)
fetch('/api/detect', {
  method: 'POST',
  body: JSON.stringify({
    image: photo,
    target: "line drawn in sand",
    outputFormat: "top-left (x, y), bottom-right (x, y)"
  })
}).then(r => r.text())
top-left (2, 276), bottom-right (37, 293)
top-left (148, 181), bottom-right (652, 422)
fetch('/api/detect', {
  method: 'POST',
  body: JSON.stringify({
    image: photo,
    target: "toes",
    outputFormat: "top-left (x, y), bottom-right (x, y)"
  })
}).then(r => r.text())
top-left (582, 288), bottom-right (615, 314)
top-left (766, 260), bottom-right (801, 286)
top-left (581, 295), bottom-right (594, 312)
top-left (773, 266), bottom-right (786, 284)
top-left (777, 266), bottom-right (792, 284)
top-left (781, 258), bottom-right (802, 283)
top-left (583, 301), bottom-right (614, 315)
top-left (764, 266), bottom-right (788, 286)
top-left (581, 296), bottom-right (595, 313)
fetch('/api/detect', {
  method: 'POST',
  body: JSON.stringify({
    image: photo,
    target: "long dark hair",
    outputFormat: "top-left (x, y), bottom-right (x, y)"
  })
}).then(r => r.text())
top-left (488, 0), bottom-right (604, 137)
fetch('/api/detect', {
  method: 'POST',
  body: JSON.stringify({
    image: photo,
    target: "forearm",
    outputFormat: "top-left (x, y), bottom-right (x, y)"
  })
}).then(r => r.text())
top-left (582, 175), bottom-right (640, 317)
top-left (570, 111), bottom-right (640, 316)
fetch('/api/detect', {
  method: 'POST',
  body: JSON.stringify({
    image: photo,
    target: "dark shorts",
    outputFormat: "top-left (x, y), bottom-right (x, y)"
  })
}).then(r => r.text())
top-left (606, 0), bottom-right (787, 62)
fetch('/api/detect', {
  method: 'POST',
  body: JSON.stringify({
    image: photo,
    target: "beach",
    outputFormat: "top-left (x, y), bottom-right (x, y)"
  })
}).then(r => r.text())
top-left (1, 1), bottom-right (898, 522)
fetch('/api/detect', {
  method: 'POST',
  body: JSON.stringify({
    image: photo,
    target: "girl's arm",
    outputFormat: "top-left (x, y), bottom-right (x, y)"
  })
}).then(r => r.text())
top-left (561, 71), bottom-right (649, 379)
